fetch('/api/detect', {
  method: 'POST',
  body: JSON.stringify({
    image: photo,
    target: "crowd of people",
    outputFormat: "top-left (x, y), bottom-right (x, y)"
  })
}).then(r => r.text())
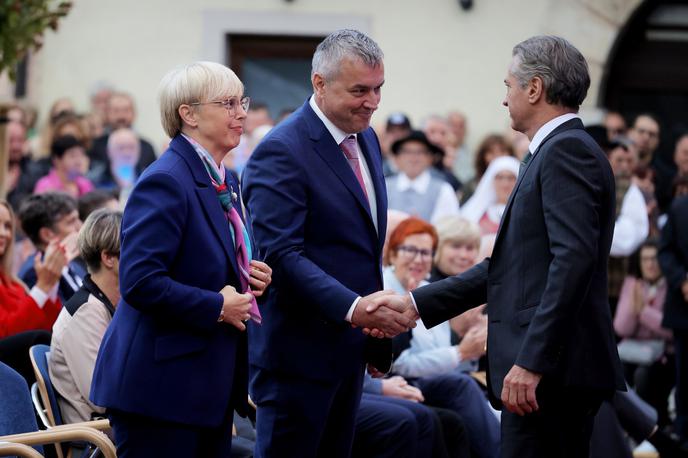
top-left (1, 29), bottom-right (688, 458)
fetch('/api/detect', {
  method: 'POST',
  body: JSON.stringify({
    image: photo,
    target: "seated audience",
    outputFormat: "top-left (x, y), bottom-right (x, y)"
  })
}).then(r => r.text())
top-left (88, 92), bottom-right (156, 174)
top-left (355, 373), bottom-right (435, 458)
top-left (461, 156), bottom-right (520, 236)
top-left (0, 199), bottom-right (63, 338)
top-left (34, 135), bottom-right (94, 198)
top-left (607, 138), bottom-right (649, 257)
top-left (88, 127), bottom-right (141, 191)
top-left (462, 134), bottom-right (515, 202)
top-left (614, 239), bottom-right (673, 427)
top-left (386, 130), bottom-right (459, 224)
top-left (359, 371), bottom-right (473, 458)
top-left (384, 217), bottom-right (500, 458)
top-left (78, 190), bottom-right (120, 222)
top-left (422, 115), bottom-right (462, 192)
top-left (430, 216), bottom-right (487, 344)
top-left (49, 208), bottom-right (122, 424)
top-left (17, 193), bottom-right (85, 302)
top-left (605, 111), bottom-right (627, 141)
top-left (380, 112), bottom-right (412, 176)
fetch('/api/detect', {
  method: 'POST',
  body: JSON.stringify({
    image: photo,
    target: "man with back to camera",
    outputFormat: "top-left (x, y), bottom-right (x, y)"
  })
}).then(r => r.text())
top-left (242, 29), bottom-right (416, 457)
top-left (371, 35), bottom-right (625, 457)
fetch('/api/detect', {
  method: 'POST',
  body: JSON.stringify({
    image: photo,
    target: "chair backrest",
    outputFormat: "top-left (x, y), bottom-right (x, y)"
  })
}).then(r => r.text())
top-left (0, 361), bottom-right (44, 454)
top-left (29, 344), bottom-right (63, 427)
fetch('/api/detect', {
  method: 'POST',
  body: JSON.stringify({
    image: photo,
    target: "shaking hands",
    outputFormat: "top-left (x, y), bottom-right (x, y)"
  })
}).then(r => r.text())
top-left (351, 291), bottom-right (419, 338)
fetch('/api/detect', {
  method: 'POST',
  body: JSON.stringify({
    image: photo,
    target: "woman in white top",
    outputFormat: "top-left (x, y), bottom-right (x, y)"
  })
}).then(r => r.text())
top-left (383, 217), bottom-right (500, 458)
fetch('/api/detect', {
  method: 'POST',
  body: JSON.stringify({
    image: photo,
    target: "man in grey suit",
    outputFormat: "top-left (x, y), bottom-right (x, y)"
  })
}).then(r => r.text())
top-left (372, 35), bottom-right (625, 457)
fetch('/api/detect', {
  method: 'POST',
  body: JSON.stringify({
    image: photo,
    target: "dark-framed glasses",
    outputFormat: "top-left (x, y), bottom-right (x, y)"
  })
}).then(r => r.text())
top-left (397, 245), bottom-right (434, 261)
top-left (190, 96), bottom-right (250, 116)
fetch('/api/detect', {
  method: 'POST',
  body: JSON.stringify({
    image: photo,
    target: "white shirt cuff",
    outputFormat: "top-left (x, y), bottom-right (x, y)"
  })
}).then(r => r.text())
top-left (29, 286), bottom-right (50, 309)
top-left (408, 292), bottom-right (419, 313)
top-left (345, 297), bottom-right (361, 322)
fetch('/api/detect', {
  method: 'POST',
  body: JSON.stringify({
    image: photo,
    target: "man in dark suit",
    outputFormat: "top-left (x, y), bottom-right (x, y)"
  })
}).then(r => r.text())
top-left (17, 192), bottom-right (85, 303)
top-left (373, 35), bottom-right (625, 457)
top-left (243, 29), bottom-right (415, 458)
top-left (659, 195), bottom-right (688, 449)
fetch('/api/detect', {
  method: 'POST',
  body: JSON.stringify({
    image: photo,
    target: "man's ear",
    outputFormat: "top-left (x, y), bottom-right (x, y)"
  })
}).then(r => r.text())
top-left (528, 76), bottom-right (544, 105)
top-left (178, 104), bottom-right (198, 128)
top-left (312, 73), bottom-right (325, 97)
top-left (100, 250), bottom-right (116, 269)
top-left (38, 227), bottom-right (55, 247)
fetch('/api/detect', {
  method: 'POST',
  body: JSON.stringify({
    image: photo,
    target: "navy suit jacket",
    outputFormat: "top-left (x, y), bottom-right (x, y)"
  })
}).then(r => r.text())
top-left (242, 100), bottom-right (390, 381)
top-left (414, 119), bottom-right (625, 406)
top-left (90, 135), bottom-right (248, 427)
top-left (19, 256), bottom-right (87, 303)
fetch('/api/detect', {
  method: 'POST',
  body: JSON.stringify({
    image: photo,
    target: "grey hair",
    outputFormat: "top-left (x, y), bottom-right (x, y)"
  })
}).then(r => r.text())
top-left (311, 29), bottom-right (384, 81)
top-left (511, 35), bottom-right (590, 110)
top-left (78, 208), bottom-right (122, 274)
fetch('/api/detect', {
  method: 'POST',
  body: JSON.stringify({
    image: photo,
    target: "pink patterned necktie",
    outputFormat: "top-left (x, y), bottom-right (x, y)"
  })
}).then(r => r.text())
top-left (340, 135), bottom-right (369, 200)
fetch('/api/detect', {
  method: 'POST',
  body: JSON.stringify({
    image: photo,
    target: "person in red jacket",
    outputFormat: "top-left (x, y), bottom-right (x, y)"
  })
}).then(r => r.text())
top-left (0, 199), bottom-right (65, 338)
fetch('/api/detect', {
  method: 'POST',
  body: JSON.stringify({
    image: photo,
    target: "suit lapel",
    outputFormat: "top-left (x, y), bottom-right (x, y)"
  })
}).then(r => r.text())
top-left (358, 131), bottom-right (387, 244)
top-left (493, 118), bottom-right (583, 249)
top-left (170, 136), bottom-right (241, 280)
top-left (305, 104), bottom-right (376, 226)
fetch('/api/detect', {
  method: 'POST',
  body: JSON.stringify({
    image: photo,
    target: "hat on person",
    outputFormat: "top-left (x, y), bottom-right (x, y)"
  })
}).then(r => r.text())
top-left (391, 130), bottom-right (444, 157)
top-left (386, 112), bottom-right (411, 131)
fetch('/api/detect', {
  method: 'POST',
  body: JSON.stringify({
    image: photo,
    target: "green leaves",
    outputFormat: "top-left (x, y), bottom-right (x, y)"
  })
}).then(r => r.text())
top-left (0, 0), bottom-right (72, 81)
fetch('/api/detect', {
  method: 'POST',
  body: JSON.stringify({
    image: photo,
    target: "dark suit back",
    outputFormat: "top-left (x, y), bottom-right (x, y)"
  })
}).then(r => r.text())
top-left (659, 195), bottom-right (688, 330)
top-left (242, 100), bottom-right (389, 381)
top-left (415, 119), bottom-right (625, 402)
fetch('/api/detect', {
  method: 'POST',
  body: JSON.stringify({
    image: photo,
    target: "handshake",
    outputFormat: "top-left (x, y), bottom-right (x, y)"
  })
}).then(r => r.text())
top-left (351, 291), bottom-right (419, 338)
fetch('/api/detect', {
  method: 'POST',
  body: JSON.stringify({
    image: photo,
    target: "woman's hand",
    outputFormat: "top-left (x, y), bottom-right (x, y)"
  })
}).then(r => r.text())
top-left (381, 376), bottom-right (424, 402)
top-left (35, 240), bottom-right (68, 293)
top-left (248, 260), bottom-right (272, 297)
top-left (219, 285), bottom-right (253, 331)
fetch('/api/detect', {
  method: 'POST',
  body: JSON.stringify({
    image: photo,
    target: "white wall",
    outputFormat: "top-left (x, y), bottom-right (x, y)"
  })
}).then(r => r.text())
top-left (23, 0), bottom-right (642, 153)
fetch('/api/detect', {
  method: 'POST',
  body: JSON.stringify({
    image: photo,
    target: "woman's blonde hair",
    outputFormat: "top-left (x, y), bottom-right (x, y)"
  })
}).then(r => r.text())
top-left (78, 208), bottom-right (122, 274)
top-left (433, 216), bottom-right (481, 265)
top-left (158, 61), bottom-right (243, 138)
top-left (0, 200), bottom-right (17, 282)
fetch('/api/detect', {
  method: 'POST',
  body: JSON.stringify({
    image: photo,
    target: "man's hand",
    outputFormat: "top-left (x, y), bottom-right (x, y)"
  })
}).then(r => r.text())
top-left (248, 260), bottom-right (272, 297)
top-left (35, 240), bottom-right (68, 293)
top-left (351, 291), bottom-right (417, 338)
top-left (501, 364), bottom-right (542, 416)
top-left (361, 292), bottom-right (420, 338)
top-left (219, 285), bottom-right (253, 331)
top-left (457, 323), bottom-right (487, 361)
top-left (381, 376), bottom-right (424, 402)
top-left (682, 279), bottom-right (688, 302)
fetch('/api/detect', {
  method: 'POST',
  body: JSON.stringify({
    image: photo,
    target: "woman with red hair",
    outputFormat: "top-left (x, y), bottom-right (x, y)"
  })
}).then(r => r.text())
top-left (385, 217), bottom-right (501, 458)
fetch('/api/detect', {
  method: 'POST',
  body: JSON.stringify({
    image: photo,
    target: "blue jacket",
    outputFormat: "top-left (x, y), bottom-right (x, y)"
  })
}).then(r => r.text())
top-left (90, 135), bottom-right (249, 427)
top-left (242, 100), bottom-right (391, 381)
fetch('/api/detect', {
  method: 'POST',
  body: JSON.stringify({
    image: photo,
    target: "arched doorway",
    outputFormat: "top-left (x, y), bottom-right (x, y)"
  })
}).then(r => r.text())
top-left (601, 0), bottom-right (688, 206)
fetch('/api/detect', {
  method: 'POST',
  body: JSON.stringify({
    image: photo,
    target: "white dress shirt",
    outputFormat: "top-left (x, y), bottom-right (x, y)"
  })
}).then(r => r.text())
top-left (308, 96), bottom-right (379, 322)
top-left (610, 183), bottom-right (650, 257)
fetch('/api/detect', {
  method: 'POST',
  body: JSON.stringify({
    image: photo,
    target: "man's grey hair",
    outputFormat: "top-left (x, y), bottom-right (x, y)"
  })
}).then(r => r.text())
top-left (512, 35), bottom-right (590, 110)
top-left (311, 29), bottom-right (384, 81)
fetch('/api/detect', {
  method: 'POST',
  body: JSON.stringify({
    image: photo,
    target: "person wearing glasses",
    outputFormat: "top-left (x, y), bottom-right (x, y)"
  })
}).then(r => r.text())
top-left (383, 217), bottom-right (501, 458)
top-left (90, 61), bottom-right (272, 457)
